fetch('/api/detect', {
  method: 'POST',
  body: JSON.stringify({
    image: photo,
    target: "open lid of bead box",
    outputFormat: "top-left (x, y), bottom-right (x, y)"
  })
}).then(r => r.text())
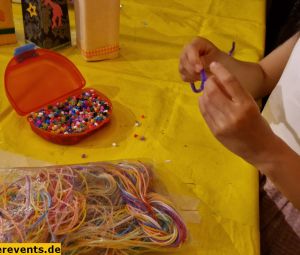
top-left (4, 44), bottom-right (86, 116)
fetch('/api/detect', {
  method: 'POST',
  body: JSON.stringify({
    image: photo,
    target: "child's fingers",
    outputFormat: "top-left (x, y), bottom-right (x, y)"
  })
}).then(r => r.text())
top-left (185, 44), bottom-right (203, 73)
top-left (179, 53), bottom-right (200, 81)
top-left (179, 53), bottom-right (192, 80)
top-left (201, 91), bottom-right (228, 126)
top-left (203, 76), bottom-right (232, 114)
top-left (209, 62), bottom-right (247, 101)
top-left (198, 96), bottom-right (218, 134)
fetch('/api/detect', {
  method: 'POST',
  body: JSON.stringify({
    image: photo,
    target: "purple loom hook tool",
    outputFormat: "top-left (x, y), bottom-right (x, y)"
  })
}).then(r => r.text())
top-left (190, 41), bottom-right (236, 93)
top-left (190, 70), bottom-right (207, 93)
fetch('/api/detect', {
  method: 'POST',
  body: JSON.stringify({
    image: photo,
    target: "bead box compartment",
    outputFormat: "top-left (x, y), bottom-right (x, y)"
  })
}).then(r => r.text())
top-left (5, 44), bottom-right (112, 145)
top-left (27, 88), bottom-right (112, 145)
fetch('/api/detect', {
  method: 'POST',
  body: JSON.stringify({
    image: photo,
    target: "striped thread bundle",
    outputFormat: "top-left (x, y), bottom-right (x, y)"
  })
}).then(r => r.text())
top-left (0, 162), bottom-right (187, 255)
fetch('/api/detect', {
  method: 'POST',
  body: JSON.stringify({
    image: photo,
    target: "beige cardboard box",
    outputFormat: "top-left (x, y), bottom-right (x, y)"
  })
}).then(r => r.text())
top-left (0, 0), bottom-right (17, 45)
top-left (74, 0), bottom-right (120, 61)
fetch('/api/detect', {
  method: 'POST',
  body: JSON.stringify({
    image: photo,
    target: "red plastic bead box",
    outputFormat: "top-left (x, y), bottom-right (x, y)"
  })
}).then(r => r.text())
top-left (4, 44), bottom-right (112, 145)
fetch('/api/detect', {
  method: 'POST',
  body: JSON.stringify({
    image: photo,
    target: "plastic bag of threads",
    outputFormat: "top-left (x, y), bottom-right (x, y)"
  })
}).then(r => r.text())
top-left (0, 160), bottom-right (198, 255)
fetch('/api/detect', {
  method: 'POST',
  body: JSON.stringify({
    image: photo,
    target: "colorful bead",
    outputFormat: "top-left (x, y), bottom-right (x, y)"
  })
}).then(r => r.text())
top-left (140, 136), bottom-right (146, 141)
top-left (28, 89), bottom-right (111, 135)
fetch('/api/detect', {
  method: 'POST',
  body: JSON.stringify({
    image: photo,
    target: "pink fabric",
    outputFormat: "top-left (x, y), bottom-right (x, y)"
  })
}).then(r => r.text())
top-left (260, 174), bottom-right (300, 254)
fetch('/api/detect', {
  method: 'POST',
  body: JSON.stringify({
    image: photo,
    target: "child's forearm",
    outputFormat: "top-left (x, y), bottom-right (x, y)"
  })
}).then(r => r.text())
top-left (254, 135), bottom-right (300, 210)
top-left (214, 33), bottom-right (299, 100)
top-left (215, 52), bottom-right (269, 99)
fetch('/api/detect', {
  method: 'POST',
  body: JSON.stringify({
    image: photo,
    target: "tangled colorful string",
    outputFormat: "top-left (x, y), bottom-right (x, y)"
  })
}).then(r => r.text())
top-left (0, 162), bottom-right (187, 254)
top-left (27, 89), bottom-right (110, 135)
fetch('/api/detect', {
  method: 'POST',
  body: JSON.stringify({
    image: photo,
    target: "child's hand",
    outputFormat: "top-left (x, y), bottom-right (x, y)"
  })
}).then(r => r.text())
top-left (199, 62), bottom-right (277, 166)
top-left (179, 37), bottom-right (221, 82)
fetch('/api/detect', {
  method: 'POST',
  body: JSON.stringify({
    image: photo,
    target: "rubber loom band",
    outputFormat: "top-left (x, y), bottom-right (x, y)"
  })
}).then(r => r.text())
top-left (228, 41), bottom-right (236, 57)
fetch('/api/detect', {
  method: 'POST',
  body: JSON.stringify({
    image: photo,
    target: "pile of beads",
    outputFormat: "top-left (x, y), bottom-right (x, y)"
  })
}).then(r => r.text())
top-left (0, 162), bottom-right (187, 255)
top-left (27, 89), bottom-right (111, 135)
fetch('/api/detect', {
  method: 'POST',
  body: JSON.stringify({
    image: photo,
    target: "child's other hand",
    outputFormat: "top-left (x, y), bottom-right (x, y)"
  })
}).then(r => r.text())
top-left (179, 37), bottom-right (221, 82)
top-left (199, 62), bottom-right (277, 166)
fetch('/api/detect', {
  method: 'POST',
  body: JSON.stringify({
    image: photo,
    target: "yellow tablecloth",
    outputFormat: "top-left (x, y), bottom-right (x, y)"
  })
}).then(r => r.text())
top-left (0, 1), bottom-right (265, 254)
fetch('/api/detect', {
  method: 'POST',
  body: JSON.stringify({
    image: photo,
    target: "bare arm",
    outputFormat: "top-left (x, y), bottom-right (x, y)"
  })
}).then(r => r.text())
top-left (258, 133), bottom-right (300, 210)
top-left (199, 61), bottom-right (300, 210)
